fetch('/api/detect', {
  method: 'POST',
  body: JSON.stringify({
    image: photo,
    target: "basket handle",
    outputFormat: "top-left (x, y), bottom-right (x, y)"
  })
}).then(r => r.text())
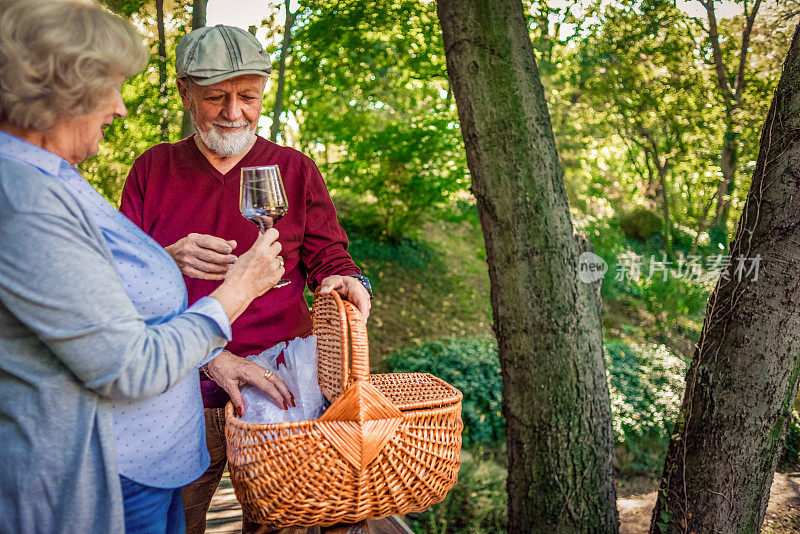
top-left (340, 296), bottom-right (369, 382)
top-left (313, 288), bottom-right (370, 387)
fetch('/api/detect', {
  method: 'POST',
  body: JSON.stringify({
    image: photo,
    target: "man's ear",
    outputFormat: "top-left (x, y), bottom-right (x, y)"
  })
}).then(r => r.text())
top-left (176, 78), bottom-right (192, 112)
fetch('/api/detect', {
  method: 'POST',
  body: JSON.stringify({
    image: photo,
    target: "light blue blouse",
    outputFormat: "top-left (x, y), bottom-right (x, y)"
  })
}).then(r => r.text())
top-left (0, 131), bottom-right (231, 488)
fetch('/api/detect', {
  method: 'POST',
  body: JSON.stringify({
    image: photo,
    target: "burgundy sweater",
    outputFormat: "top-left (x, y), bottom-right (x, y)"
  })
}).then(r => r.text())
top-left (120, 135), bottom-right (359, 407)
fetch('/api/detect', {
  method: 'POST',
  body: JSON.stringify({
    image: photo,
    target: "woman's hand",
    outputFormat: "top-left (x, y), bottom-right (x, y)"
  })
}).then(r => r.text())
top-left (206, 350), bottom-right (295, 417)
top-left (210, 228), bottom-right (284, 323)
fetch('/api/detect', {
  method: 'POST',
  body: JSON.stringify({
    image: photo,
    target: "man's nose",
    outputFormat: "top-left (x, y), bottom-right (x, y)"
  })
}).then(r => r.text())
top-left (221, 95), bottom-right (244, 121)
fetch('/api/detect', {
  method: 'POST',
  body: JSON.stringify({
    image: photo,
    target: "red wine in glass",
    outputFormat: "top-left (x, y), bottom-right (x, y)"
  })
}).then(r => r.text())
top-left (240, 165), bottom-right (290, 288)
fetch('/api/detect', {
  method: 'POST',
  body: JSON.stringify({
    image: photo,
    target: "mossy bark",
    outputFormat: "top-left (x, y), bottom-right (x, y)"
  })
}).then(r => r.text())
top-left (437, 1), bottom-right (618, 531)
top-left (650, 23), bottom-right (800, 534)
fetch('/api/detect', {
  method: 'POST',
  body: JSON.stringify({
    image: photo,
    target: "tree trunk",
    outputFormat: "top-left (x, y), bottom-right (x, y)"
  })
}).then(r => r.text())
top-left (650, 23), bottom-right (800, 534)
top-left (703, 0), bottom-right (760, 250)
top-left (708, 119), bottom-right (737, 249)
top-left (155, 0), bottom-right (168, 142)
top-left (437, 1), bottom-right (618, 532)
top-left (657, 163), bottom-right (673, 258)
top-left (181, 0), bottom-right (208, 139)
top-left (269, 0), bottom-right (299, 143)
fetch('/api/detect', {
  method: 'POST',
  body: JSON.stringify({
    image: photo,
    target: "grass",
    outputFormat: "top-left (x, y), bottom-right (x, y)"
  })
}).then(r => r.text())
top-left (342, 213), bottom-right (492, 369)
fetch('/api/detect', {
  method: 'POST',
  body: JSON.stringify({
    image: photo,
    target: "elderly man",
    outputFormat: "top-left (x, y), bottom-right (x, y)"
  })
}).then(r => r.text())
top-left (120, 25), bottom-right (372, 534)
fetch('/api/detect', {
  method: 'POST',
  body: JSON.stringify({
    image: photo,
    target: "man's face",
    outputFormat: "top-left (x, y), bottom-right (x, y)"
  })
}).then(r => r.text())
top-left (178, 74), bottom-right (266, 157)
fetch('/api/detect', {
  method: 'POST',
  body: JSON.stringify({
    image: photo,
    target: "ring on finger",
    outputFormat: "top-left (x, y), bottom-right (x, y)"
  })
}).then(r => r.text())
top-left (277, 256), bottom-right (284, 268)
top-left (264, 370), bottom-right (275, 381)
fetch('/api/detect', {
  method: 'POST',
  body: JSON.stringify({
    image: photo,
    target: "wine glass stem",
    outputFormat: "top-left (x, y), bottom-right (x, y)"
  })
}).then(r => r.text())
top-left (261, 229), bottom-right (291, 288)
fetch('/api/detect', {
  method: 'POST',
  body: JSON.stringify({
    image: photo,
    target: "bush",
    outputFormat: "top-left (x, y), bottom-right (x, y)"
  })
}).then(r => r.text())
top-left (573, 215), bottom-right (630, 302)
top-left (639, 275), bottom-right (708, 327)
top-left (386, 336), bottom-right (687, 476)
top-left (343, 221), bottom-right (441, 275)
top-left (408, 449), bottom-right (507, 534)
top-left (620, 208), bottom-right (663, 240)
top-left (781, 409), bottom-right (800, 468)
top-left (575, 215), bottom-right (710, 334)
top-left (605, 340), bottom-right (687, 475)
top-left (384, 337), bottom-right (503, 447)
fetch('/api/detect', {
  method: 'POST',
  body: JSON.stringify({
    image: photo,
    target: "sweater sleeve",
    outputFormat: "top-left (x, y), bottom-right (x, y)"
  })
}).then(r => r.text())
top-left (119, 157), bottom-right (145, 229)
top-left (299, 161), bottom-right (361, 289)
top-left (0, 179), bottom-right (229, 401)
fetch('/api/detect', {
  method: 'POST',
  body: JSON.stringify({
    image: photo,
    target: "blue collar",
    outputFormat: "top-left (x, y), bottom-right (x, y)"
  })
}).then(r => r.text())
top-left (0, 129), bottom-right (71, 177)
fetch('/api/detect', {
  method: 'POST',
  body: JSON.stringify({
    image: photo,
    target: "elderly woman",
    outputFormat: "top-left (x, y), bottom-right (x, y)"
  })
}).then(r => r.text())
top-left (0, 1), bottom-right (294, 533)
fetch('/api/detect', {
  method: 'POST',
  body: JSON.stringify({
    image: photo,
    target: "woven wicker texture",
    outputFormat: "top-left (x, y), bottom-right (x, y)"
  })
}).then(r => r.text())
top-left (369, 373), bottom-right (461, 412)
top-left (225, 290), bottom-right (464, 528)
top-left (313, 289), bottom-right (349, 403)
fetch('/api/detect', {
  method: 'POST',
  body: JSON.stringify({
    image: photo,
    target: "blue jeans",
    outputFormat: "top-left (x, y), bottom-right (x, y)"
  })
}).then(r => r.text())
top-left (120, 476), bottom-right (186, 534)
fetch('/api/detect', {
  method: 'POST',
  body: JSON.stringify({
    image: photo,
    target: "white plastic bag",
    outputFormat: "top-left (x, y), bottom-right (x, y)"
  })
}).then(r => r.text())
top-left (239, 335), bottom-right (327, 424)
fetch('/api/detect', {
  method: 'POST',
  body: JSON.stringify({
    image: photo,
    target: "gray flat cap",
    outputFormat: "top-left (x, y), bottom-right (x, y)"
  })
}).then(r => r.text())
top-left (176, 25), bottom-right (272, 85)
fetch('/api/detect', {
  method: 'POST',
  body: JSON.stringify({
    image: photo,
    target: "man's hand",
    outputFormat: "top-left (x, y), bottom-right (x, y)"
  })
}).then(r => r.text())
top-left (205, 350), bottom-right (295, 417)
top-left (165, 233), bottom-right (237, 280)
top-left (319, 275), bottom-right (371, 321)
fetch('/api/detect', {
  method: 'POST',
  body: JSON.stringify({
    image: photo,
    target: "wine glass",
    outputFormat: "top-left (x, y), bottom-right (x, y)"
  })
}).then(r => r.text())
top-left (240, 165), bottom-right (290, 288)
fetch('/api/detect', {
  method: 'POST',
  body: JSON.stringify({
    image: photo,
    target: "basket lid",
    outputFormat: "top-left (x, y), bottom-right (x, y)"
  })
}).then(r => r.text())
top-left (369, 372), bottom-right (463, 411)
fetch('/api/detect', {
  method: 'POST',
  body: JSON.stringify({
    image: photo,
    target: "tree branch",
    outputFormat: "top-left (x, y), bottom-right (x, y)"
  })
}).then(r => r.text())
top-left (269, 0), bottom-right (300, 143)
top-left (733, 0), bottom-right (761, 100)
top-left (701, 0), bottom-right (736, 102)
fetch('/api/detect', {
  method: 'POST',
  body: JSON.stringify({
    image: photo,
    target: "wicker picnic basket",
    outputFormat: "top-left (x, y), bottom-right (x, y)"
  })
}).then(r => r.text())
top-left (224, 289), bottom-right (463, 528)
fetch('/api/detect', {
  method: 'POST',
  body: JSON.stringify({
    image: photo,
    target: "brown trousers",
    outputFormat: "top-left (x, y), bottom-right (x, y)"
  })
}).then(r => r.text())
top-left (182, 407), bottom-right (304, 534)
top-left (182, 407), bottom-right (368, 534)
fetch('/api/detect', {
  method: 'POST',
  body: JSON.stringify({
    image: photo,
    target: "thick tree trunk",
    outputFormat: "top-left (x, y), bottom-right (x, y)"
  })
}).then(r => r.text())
top-left (650, 23), bottom-right (800, 534)
top-left (437, 1), bottom-right (618, 532)
top-left (181, 0), bottom-right (207, 139)
top-left (269, 0), bottom-right (299, 143)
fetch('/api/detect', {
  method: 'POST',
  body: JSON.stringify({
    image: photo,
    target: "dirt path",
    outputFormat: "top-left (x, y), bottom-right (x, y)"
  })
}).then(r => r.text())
top-left (618, 472), bottom-right (800, 533)
top-left (205, 475), bottom-right (241, 534)
top-left (208, 471), bottom-right (800, 533)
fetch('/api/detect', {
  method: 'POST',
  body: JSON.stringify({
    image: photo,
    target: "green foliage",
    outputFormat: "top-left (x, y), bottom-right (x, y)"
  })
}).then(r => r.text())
top-left (408, 450), bottom-right (507, 534)
top-left (384, 337), bottom-right (503, 448)
top-left (574, 214), bottom-right (630, 302)
top-left (546, 1), bottom-right (792, 257)
top-left (385, 335), bottom-right (687, 477)
top-left (620, 208), bottom-right (663, 240)
top-left (438, 197), bottom-right (481, 226)
top-left (781, 409), bottom-right (800, 468)
top-left (286, 0), bottom-right (469, 240)
top-left (638, 275), bottom-right (708, 328)
top-left (605, 340), bottom-right (687, 475)
top-left (576, 0), bottom-right (721, 246)
top-left (343, 220), bottom-right (441, 279)
top-left (80, 3), bottom-right (191, 205)
top-left (576, 214), bottom-right (710, 330)
top-left (336, 214), bottom-right (491, 361)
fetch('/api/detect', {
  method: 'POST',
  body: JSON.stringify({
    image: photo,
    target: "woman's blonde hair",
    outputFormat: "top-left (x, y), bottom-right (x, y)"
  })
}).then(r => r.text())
top-left (0, 0), bottom-right (148, 132)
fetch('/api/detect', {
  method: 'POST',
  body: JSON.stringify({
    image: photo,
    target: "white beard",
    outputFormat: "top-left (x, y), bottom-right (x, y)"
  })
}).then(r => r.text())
top-left (193, 116), bottom-right (256, 157)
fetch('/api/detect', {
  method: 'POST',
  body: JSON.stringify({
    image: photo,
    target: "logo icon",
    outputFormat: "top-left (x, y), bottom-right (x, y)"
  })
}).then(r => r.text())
top-left (578, 252), bottom-right (608, 283)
